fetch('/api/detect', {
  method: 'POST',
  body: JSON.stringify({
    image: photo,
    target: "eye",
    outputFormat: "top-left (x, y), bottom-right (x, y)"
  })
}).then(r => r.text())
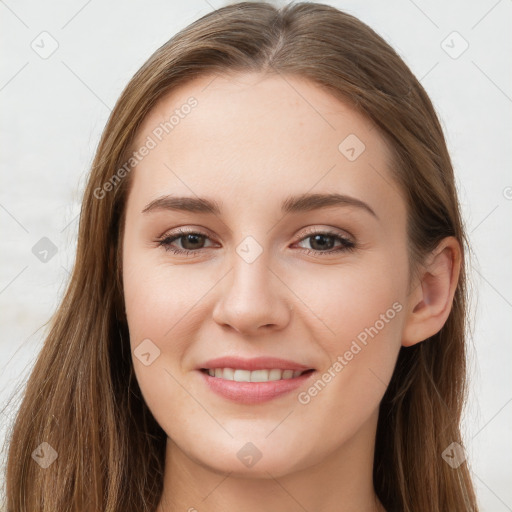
top-left (294, 228), bottom-right (356, 256)
top-left (156, 228), bottom-right (214, 256)
top-left (156, 227), bottom-right (356, 257)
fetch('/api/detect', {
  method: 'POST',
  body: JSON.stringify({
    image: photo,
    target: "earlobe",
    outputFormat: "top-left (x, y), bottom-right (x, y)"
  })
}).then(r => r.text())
top-left (402, 237), bottom-right (461, 347)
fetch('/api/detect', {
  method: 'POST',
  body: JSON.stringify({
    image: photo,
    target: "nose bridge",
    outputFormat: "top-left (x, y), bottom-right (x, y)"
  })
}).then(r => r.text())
top-left (232, 242), bottom-right (271, 294)
top-left (228, 237), bottom-right (275, 308)
top-left (212, 234), bottom-right (291, 333)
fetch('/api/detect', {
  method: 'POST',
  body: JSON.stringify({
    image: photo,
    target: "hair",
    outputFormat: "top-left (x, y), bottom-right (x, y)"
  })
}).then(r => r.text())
top-left (3, 2), bottom-right (478, 511)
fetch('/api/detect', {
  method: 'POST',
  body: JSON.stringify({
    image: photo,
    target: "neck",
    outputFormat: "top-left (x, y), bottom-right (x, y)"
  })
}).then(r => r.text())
top-left (156, 408), bottom-right (386, 512)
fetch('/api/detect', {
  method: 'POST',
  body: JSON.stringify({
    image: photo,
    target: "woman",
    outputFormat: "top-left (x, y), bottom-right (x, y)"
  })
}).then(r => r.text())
top-left (4, 2), bottom-right (479, 511)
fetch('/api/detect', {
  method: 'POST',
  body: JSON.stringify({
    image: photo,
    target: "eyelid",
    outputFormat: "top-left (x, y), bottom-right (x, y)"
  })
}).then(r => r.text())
top-left (157, 225), bottom-right (354, 245)
top-left (158, 227), bottom-right (218, 247)
top-left (156, 225), bottom-right (357, 259)
top-left (157, 224), bottom-right (213, 237)
top-left (295, 225), bottom-right (354, 243)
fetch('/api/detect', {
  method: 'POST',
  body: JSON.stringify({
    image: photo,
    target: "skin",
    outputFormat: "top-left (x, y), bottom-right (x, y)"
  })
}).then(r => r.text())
top-left (121, 71), bottom-right (461, 512)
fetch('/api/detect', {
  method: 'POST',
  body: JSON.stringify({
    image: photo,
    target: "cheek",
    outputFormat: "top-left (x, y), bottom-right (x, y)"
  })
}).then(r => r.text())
top-left (122, 259), bottom-right (208, 430)
top-left (286, 259), bottom-right (406, 418)
top-left (123, 250), bottom-right (206, 340)
top-left (284, 255), bottom-right (406, 350)
top-left (122, 253), bottom-right (220, 401)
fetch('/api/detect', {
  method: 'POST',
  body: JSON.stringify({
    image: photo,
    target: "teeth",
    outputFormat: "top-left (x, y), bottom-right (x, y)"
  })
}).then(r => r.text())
top-left (282, 370), bottom-right (294, 379)
top-left (222, 367), bottom-right (234, 380)
top-left (268, 368), bottom-right (282, 380)
top-left (206, 368), bottom-right (305, 381)
top-left (234, 369), bottom-right (251, 382)
top-left (250, 369), bottom-right (268, 382)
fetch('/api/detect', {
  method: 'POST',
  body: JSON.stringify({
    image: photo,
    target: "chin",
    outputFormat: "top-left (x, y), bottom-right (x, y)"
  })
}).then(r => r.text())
top-left (182, 437), bottom-right (313, 479)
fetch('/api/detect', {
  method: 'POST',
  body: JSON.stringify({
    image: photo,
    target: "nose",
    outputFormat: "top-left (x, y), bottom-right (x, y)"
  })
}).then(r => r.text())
top-left (212, 253), bottom-right (293, 336)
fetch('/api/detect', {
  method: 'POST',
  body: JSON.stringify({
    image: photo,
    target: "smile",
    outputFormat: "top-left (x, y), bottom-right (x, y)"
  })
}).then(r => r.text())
top-left (201, 368), bottom-right (314, 382)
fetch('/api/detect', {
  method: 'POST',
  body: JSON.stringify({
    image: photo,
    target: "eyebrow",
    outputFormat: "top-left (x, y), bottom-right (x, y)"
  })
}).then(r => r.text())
top-left (141, 192), bottom-right (378, 219)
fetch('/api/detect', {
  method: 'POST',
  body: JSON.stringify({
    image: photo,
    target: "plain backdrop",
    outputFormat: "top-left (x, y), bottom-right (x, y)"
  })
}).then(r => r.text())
top-left (0, 0), bottom-right (511, 510)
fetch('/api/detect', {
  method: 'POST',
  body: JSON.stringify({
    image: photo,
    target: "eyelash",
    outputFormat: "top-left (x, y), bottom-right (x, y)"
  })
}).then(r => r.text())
top-left (155, 227), bottom-right (357, 257)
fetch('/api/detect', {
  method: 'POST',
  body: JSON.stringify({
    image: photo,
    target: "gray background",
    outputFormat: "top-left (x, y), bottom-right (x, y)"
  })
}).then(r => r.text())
top-left (1, 0), bottom-right (511, 509)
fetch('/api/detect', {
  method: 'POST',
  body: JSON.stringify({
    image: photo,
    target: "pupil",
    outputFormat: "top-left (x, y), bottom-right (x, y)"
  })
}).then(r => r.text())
top-left (311, 234), bottom-right (334, 251)
top-left (183, 234), bottom-right (204, 249)
top-left (180, 234), bottom-right (336, 251)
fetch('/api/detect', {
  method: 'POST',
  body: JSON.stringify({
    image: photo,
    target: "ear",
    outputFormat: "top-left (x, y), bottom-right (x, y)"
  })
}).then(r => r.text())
top-left (402, 236), bottom-right (462, 347)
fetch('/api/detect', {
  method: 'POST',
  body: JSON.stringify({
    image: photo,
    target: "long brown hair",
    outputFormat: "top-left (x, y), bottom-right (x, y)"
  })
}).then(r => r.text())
top-left (3, 2), bottom-right (478, 510)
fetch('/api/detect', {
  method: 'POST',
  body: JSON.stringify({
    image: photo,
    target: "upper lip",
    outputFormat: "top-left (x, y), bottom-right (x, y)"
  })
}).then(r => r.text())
top-left (198, 356), bottom-right (314, 372)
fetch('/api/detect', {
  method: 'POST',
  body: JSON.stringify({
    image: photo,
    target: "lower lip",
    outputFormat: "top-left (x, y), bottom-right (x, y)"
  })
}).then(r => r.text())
top-left (198, 369), bottom-right (315, 404)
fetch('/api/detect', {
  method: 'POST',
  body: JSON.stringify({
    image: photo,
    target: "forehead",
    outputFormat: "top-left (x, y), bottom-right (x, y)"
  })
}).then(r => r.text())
top-left (127, 72), bottom-right (403, 220)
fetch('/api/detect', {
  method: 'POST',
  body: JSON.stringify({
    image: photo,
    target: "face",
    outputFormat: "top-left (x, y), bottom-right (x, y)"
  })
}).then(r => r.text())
top-left (122, 72), bottom-right (410, 477)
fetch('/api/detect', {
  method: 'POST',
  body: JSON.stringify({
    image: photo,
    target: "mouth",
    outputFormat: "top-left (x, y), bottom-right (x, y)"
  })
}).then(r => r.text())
top-left (197, 365), bottom-right (316, 404)
top-left (200, 367), bottom-right (315, 382)
top-left (196, 356), bottom-right (316, 403)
